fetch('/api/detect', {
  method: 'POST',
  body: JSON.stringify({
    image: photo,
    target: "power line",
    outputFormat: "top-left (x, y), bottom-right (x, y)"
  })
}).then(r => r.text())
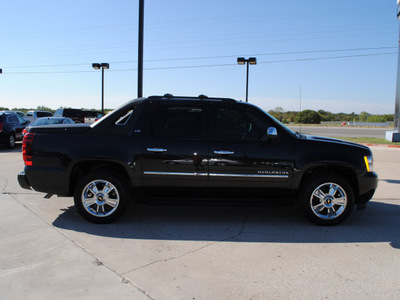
top-left (4, 46), bottom-right (397, 69)
top-left (4, 52), bottom-right (396, 75)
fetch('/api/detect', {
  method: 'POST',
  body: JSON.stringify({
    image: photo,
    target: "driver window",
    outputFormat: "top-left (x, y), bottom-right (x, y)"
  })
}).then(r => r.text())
top-left (215, 106), bottom-right (271, 141)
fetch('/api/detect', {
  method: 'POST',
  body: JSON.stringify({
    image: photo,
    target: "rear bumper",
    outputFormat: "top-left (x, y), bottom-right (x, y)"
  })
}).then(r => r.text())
top-left (18, 172), bottom-right (31, 190)
top-left (22, 166), bottom-right (71, 196)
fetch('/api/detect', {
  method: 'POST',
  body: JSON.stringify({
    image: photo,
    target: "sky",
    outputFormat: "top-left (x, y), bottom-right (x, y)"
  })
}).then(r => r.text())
top-left (0, 0), bottom-right (399, 114)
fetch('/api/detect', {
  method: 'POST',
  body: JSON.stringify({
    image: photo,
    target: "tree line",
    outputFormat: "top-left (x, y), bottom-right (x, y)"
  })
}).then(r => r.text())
top-left (268, 107), bottom-right (394, 124)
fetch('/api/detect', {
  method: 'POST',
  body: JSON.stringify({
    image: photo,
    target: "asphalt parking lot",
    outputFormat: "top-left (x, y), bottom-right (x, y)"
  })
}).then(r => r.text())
top-left (1, 143), bottom-right (400, 299)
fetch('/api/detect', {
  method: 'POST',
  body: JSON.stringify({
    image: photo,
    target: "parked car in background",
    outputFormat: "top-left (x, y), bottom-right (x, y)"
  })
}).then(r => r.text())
top-left (54, 108), bottom-right (85, 123)
top-left (0, 111), bottom-right (30, 148)
top-left (83, 110), bottom-right (105, 123)
top-left (24, 111), bottom-right (53, 123)
top-left (0, 110), bottom-right (26, 118)
top-left (14, 111), bottom-right (26, 118)
top-left (22, 117), bottom-right (75, 137)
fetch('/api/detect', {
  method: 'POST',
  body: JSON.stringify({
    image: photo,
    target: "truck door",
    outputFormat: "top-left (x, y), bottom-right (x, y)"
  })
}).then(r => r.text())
top-left (141, 101), bottom-right (209, 187)
top-left (208, 103), bottom-right (294, 189)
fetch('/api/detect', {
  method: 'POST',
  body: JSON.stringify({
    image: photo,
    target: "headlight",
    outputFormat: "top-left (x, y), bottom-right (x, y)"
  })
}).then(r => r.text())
top-left (364, 155), bottom-right (373, 172)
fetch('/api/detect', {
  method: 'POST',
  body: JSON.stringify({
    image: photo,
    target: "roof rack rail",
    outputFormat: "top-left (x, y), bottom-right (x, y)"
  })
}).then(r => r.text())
top-left (147, 95), bottom-right (238, 103)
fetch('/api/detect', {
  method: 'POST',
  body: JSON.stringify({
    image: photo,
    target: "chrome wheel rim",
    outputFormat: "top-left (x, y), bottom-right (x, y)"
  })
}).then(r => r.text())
top-left (310, 182), bottom-right (347, 220)
top-left (81, 179), bottom-right (120, 217)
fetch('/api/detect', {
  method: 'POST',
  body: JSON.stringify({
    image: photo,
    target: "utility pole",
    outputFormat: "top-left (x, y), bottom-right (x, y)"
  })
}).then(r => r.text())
top-left (137, 0), bottom-right (144, 98)
top-left (386, 0), bottom-right (400, 141)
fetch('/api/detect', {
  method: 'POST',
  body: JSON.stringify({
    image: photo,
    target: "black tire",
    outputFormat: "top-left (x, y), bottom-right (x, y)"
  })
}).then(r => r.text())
top-left (74, 171), bottom-right (129, 223)
top-left (7, 134), bottom-right (15, 149)
top-left (300, 172), bottom-right (354, 226)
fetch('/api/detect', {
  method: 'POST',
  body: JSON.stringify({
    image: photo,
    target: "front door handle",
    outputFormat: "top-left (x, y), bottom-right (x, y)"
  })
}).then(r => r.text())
top-left (214, 150), bottom-right (234, 155)
top-left (147, 147), bottom-right (168, 153)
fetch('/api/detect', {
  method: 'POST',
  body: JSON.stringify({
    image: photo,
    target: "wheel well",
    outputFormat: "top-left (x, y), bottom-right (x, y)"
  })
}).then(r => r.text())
top-left (299, 165), bottom-right (359, 199)
top-left (69, 161), bottom-right (130, 195)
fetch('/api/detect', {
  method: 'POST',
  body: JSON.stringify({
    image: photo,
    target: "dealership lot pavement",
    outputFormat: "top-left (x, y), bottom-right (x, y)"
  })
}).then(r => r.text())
top-left (1, 144), bottom-right (400, 299)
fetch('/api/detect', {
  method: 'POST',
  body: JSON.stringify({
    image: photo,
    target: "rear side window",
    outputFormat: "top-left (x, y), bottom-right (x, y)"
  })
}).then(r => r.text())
top-left (37, 112), bottom-right (53, 118)
top-left (152, 105), bottom-right (204, 140)
top-left (116, 109), bottom-right (134, 125)
top-left (7, 115), bottom-right (19, 123)
top-left (65, 109), bottom-right (82, 117)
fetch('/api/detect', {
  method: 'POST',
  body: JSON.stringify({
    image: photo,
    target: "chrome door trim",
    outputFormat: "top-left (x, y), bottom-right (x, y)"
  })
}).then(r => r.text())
top-left (209, 173), bottom-right (288, 178)
top-left (213, 150), bottom-right (234, 155)
top-left (147, 148), bottom-right (167, 153)
top-left (144, 171), bottom-right (207, 176)
top-left (144, 171), bottom-right (288, 178)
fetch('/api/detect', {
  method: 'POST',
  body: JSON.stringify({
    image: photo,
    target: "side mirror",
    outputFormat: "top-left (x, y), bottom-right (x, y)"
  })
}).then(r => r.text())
top-left (267, 127), bottom-right (278, 140)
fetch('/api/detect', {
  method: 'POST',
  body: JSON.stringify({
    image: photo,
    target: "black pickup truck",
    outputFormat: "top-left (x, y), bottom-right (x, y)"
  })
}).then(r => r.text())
top-left (18, 95), bottom-right (378, 225)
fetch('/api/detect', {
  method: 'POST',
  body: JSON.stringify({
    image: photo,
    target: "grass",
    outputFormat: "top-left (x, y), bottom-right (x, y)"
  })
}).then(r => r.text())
top-left (334, 137), bottom-right (400, 145)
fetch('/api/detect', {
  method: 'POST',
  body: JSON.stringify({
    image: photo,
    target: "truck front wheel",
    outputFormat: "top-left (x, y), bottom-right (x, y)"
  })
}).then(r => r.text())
top-left (300, 173), bottom-right (355, 226)
top-left (74, 172), bottom-right (129, 223)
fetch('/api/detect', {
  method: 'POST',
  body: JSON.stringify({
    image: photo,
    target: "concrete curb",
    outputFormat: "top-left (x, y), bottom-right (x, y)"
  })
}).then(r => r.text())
top-left (360, 143), bottom-right (400, 148)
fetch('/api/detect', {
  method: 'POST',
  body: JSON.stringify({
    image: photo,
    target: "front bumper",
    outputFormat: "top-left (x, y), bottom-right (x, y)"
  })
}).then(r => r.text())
top-left (18, 172), bottom-right (31, 190)
top-left (358, 171), bottom-right (378, 204)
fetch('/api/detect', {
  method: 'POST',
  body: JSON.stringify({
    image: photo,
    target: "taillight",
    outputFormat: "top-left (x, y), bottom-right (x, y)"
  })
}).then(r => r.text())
top-left (0, 122), bottom-right (3, 132)
top-left (22, 129), bottom-right (27, 136)
top-left (23, 133), bottom-right (34, 166)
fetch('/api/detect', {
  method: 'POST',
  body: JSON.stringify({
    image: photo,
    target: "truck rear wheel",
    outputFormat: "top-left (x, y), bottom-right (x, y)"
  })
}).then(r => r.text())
top-left (300, 173), bottom-right (354, 226)
top-left (74, 172), bottom-right (129, 223)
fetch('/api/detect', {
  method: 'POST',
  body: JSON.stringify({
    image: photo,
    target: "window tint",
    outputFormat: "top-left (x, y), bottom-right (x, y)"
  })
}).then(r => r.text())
top-left (152, 105), bottom-right (203, 139)
top-left (215, 106), bottom-right (271, 141)
top-left (16, 115), bottom-right (26, 124)
top-left (65, 109), bottom-right (83, 117)
top-left (37, 112), bottom-right (52, 118)
top-left (7, 115), bottom-right (19, 123)
top-left (115, 109), bottom-right (134, 125)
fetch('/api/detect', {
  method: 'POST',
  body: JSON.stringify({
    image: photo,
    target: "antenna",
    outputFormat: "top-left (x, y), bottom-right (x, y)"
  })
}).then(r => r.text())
top-left (299, 85), bottom-right (302, 134)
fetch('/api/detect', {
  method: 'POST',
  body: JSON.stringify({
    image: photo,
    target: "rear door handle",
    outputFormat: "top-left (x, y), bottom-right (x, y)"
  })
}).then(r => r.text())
top-left (147, 147), bottom-right (168, 153)
top-left (214, 150), bottom-right (234, 155)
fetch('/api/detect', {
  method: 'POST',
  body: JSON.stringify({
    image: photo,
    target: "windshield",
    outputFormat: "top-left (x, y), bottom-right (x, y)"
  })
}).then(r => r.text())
top-left (32, 118), bottom-right (66, 126)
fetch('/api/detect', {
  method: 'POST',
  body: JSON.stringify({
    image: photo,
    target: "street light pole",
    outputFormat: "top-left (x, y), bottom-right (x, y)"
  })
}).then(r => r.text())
top-left (92, 63), bottom-right (110, 114)
top-left (237, 57), bottom-right (257, 103)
